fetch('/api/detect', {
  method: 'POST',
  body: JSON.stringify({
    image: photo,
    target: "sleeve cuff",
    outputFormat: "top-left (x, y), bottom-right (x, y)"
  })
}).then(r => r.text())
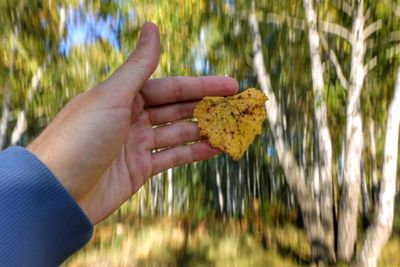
top-left (0, 146), bottom-right (93, 266)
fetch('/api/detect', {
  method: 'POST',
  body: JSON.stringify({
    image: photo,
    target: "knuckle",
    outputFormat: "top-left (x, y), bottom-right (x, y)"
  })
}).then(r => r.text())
top-left (127, 52), bottom-right (144, 64)
top-left (147, 109), bottom-right (155, 125)
top-left (179, 122), bottom-right (196, 141)
top-left (126, 52), bottom-right (152, 69)
top-left (171, 77), bottom-right (184, 101)
top-left (170, 149), bottom-right (182, 166)
top-left (179, 124), bottom-right (190, 139)
top-left (178, 102), bottom-right (194, 118)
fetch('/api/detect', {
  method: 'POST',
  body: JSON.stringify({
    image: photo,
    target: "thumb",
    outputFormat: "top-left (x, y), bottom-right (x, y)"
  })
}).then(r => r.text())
top-left (105, 22), bottom-right (160, 95)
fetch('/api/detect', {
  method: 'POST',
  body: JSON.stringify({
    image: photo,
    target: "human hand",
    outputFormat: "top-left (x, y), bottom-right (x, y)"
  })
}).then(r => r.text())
top-left (27, 22), bottom-right (238, 224)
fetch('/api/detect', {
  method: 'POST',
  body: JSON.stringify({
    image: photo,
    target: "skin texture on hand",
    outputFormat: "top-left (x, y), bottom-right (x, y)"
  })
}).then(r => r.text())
top-left (27, 22), bottom-right (238, 224)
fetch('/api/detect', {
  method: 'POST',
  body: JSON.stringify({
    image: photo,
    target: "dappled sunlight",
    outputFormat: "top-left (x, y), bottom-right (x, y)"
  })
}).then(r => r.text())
top-left (66, 218), bottom-right (400, 266)
top-left (1, 0), bottom-right (400, 265)
top-left (66, 218), bottom-right (310, 267)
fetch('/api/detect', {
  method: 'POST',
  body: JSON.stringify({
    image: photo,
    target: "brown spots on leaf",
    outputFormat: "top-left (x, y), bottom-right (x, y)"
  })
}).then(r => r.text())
top-left (193, 88), bottom-right (268, 160)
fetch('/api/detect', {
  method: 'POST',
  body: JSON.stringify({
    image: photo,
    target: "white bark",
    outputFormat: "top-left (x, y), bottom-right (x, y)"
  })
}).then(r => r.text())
top-left (303, 0), bottom-right (335, 260)
top-left (354, 67), bottom-right (400, 267)
top-left (149, 178), bottom-right (155, 215)
top-left (319, 20), bottom-right (352, 43)
top-left (215, 161), bottom-right (224, 214)
top-left (11, 65), bottom-right (45, 145)
top-left (150, 174), bottom-right (163, 215)
top-left (313, 129), bottom-right (321, 223)
top-left (332, 0), bottom-right (354, 17)
top-left (393, 2), bottom-right (400, 17)
top-left (249, 11), bottom-right (329, 260)
top-left (11, 111), bottom-right (27, 145)
top-left (237, 161), bottom-right (243, 216)
top-left (137, 188), bottom-right (146, 217)
top-left (364, 19), bottom-right (383, 40)
top-left (0, 92), bottom-right (10, 150)
top-left (365, 56), bottom-right (377, 75)
top-left (320, 33), bottom-right (349, 90)
top-left (11, 7), bottom-right (65, 146)
top-left (361, 153), bottom-right (370, 224)
top-left (226, 159), bottom-right (232, 216)
top-left (338, 0), bottom-right (367, 261)
top-left (58, 7), bottom-right (66, 38)
top-left (167, 168), bottom-right (173, 217)
top-left (368, 119), bottom-right (379, 204)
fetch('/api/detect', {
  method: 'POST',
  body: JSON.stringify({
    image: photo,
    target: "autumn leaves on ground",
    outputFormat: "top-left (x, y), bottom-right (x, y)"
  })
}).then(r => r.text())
top-left (66, 216), bottom-right (309, 267)
top-left (66, 212), bottom-right (400, 267)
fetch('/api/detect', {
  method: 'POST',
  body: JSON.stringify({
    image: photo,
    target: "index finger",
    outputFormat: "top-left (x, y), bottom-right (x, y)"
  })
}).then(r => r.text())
top-left (141, 76), bottom-right (239, 106)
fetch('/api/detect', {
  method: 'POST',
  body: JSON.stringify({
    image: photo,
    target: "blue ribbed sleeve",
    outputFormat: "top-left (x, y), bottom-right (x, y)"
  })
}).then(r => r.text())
top-left (0, 146), bottom-right (93, 266)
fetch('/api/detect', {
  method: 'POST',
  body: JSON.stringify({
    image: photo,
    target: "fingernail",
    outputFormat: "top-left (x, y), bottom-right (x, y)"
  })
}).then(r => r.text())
top-left (138, 22), bottom-right (154, 42)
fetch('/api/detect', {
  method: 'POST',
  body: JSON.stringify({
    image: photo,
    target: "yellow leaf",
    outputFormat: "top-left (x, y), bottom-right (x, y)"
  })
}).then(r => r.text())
top-left (194, 88), bottom-right (268, 160)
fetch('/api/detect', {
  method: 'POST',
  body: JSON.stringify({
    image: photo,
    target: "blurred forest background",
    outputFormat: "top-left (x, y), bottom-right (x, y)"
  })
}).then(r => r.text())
top-left (1, 0), bottom-right (400, 266)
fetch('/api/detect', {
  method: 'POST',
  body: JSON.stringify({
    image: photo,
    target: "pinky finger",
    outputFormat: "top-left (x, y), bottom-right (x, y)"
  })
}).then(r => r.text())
top-left (151, 142), bottom-right (220, 175)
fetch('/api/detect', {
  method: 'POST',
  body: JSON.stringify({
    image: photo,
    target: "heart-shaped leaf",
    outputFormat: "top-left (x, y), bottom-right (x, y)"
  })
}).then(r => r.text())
top-left (194, 88), bottom-right (268, 160)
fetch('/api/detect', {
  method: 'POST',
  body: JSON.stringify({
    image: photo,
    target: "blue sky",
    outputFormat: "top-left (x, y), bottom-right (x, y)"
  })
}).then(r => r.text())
top-left (59, 5), bottom-right (122, 55)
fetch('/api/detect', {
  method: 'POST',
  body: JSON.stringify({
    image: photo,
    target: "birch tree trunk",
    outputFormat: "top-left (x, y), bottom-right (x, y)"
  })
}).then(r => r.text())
top-left (167, 168), bottom-right (173, 216)
top-left (303, 0), bottom-right (336, 260)
top-left (1, 24), bottom-right (16, 150)
top-left (226, 160), bottom-right (232, 216)
top-left (368, 119), bottom-right (379, 206)
top-left (157, 174), bottom-right (163, 215)
top-left (249, 11), bottom-right (331, 261)
top-left (237, 161), bottom-right (243, 216)
top-left (150, 178), bottom-right (156, 215)
top-left (312, 127), bottom-right (321, 228)
top-left (215, 160), bottom-right (224, 214)
top-left (0, 92), bottom-right (9, 150)
top-left (338, 1), bottom-right (367, 261)
top-left (361, 152), bottom-right (370, 227)
top-left (354, 67), bottom-right (400, 267)
top-left (11, 63), bottom-right (46, 145)
top-left (11, 6), bottom-right (66, 145)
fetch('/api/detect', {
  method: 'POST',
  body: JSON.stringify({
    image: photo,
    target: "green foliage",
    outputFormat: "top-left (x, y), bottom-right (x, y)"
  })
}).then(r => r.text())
top-left (65, 217), bottom-right (309, 267)
top-left (1, 0), bottom-right (400, 263)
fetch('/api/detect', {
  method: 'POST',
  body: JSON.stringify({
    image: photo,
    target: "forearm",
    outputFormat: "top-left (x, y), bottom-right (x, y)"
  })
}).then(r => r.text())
top-left (0, 147), bottom-right (93, 266)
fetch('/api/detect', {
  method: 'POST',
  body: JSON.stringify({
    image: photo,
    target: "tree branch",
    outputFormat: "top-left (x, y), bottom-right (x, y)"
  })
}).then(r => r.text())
top-left (319, 33), bottom-right (349, 90)
top-left (365, 7), bottom-right (372, 22)
top-left (364, 56), bottom-right (377, 75)
top-left (393, 2), bottom-right (400, 17)
top-left (387, 31), bottom-right (400, 43)
top-left (319, 21), bottom-right (352, 43)
top-left (386, 44), bottom-right (400, 59)
top-left (265, 12), bottom-right (353, 44)
top-left (364, 19), bottom-right (383, 40)
top-left (265, 13), bottom-right (305, 30)
top-left (331, 0), bottom-right (354, 17)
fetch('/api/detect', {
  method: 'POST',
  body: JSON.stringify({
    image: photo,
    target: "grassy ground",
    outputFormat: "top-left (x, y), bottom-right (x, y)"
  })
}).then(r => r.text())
top-left (64, 216), bottom-right (400, 267)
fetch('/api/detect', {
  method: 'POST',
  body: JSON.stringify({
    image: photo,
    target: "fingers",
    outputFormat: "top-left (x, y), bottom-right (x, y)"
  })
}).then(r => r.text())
top-left (153, 121), bottom-right (201, 149)
top-left (100, 22), bottom-right (160, 100)
top-left (141, 76), bottom-right (239, 106)
top-left (147, 101), bottom-right (197, 125)
top-left (151, 142), bottom-right (219, 175)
